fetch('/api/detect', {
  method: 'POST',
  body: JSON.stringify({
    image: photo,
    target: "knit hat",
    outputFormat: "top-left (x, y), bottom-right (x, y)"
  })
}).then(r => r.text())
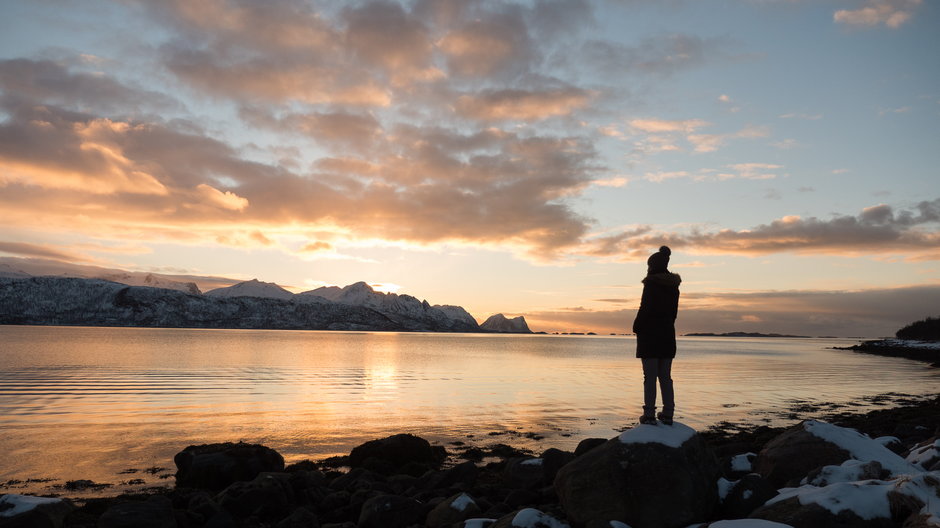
top-left (647, 245), bottom-right (671, 273)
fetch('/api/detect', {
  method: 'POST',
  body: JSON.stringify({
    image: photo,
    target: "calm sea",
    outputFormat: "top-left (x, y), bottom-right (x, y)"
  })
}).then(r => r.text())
top-left (1, 325), bottom-right (936, 496)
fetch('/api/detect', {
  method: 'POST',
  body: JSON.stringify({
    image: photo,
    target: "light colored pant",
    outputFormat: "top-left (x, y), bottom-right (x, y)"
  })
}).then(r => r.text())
top-left (641, 357), bottom-right (674, 417)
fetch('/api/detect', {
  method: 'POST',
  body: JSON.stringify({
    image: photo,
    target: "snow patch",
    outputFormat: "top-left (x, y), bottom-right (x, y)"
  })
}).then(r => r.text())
top-left (451, 493), bottom-right (475, 512)
top-left (718, 478), bottom-right (737, 500)
top-left (907, 439), bottom-right (940, 469)
top-left (609, 521), bottom-right (632, 528)
top-left (802, 459), bottom-right (881, 486)
top-left (875, 339), bottom-right (940, 350)
top-left (619, 421), bottom-right (695, 448)
top-left (803, 420), bottom-right (920, 476)
top-left (769, 473), bottom-right (940, 522)
top-left (731, 453), bottom-right (755, 473)
top-left (0, 494), bottom-right (64, 518)
top-left (521, 458), bottom-right (544, 466)
top-left (510, 508), bottom-right (569, 528)
top-left (463, 519), bottom-right (497, 528)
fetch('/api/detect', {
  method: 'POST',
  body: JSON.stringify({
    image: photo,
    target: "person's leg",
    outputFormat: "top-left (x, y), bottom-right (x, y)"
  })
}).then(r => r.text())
top-left (657, 358), bottom-right (675, 418)
top-left (641, 358), bottom-right (659, 418)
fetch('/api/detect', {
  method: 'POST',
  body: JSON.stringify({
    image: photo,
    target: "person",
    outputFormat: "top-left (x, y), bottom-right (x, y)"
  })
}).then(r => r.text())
top-left (632, 245), bottom-right (681, 425)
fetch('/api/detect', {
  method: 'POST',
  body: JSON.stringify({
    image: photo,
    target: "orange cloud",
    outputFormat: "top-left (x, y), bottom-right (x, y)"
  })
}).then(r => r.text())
top-left (834, 0), bottom-right (923, 28)
top-left (454, 88), bottom-right (591, 122)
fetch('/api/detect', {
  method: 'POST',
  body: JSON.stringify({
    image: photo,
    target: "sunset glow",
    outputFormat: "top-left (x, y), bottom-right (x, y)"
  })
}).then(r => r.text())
top-left (1, 0), bottom-right (938, 336)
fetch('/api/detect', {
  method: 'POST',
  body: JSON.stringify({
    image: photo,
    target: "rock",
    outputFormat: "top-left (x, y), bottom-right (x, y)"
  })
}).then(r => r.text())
top-left (573, 438), bottom-right (606, 457)
top-left (755, 420), bottom-right (918, 488)
top-left (554, 423), bottom-right (720, 528)
top-left (504, 458), bottom-right (546, 490)
top-left (754, 422), bottom-right (852, 488)
top-left (750, 474), bottom-right (934, 528)
top-left (540, 449), bottom-right (575, 484)
top-left (0, 494), bottom-right (73, 528)
top-left (174, 442), bottom-right (284, 491)
top-left (457, 520), bottom-right (497, 528)
top-left (357, 494), bottom-right (426, 528)
top-left (719, 474), bottom-right (778, 520)
top-left (874, 436), bottom-right (906, 455)
top-left (480, 314), bottom-right (532, 333)
top-left (413, 460), bottom-right (479, 491)
top-left (491, 508), bottom-right (569, 528)
top-left (348, 434), bottom-right (442, 476)
top-left (425, 492), bottom-right (482, 528)
top-left (97, 496), bottom-right (176, 528)
top-left (803, 459), bottom-right (887, 486)
top-left (216, 472), bottom-right (295, 520)
top-left (906, 437), bottom-right (940, 470)
top-left (276, 507), bottom-right (320, 528)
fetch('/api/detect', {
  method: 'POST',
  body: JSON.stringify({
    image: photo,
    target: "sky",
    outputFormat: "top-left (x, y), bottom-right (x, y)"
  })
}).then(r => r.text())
top-left (0, 0), bottom-right (938, 337)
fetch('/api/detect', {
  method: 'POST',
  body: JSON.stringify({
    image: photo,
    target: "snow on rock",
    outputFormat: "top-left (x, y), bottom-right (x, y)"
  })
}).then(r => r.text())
top-left (618, 421), bottom-right (696, 448)
top-left (451, 493), bottom-right (476, 512)
top-left (463, 520), bottom-right (497, 528)
top-left (608, 522), bottom-right (632, 528)
top-left (907, 439), bottom-right (940, 470)
top-left (508, 508), bottom-right (569, 528)
top-left (718, 477), bottom-right (737, 500)
top-left (802, 459), bottom-right (885, 486)
top-left (731, 453), bottom-right (755, 473)
top-left (520, 458), bottom-right (544, 466)
top-left (205, 279), bottom-right (295, 300)
top-left (803, 420), bottom-right (920, 476)
top-left (435, 304), bottom-right (479, 326)
top-left (707, 520), bottom-right (794, 528)
top-left (766, 472), bottom-right (940, 522)
top-left (99, 272), bottom-right (201, 295)
top-left (0, 494), bottom-right (65, 517)
top-left (873, 339), bottom-right (940, 350)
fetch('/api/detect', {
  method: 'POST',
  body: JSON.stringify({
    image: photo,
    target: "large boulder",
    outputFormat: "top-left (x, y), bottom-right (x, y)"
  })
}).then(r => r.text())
top-left (174, 442), bottom-right (284, 491)
top-left (97, 496), bottom-right (177, 528)
top-left (755, 421), bottom-right (919, 488)
top-left (356, 494), bottom-right (426, 528)
top-left (554, 422), bottom-right (720, 528)
top-left (216, 472), bottom-right (296, 521)
top-left (750, 473), bottom-right (937, 528)
top-left (906, 438), bottom-right (940, 470)
top-left (425, 492), bottom-right (483, 528)
top-left (718, 474), bottom-right (778, 519)
top-left (348, 434), bottom-right (442, 476)
top-left (0, 495), bottom-right (73, 528)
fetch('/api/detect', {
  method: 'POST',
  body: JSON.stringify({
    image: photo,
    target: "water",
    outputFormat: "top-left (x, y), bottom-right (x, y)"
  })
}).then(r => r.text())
top-left (1, 325), bottom-right (936, 496)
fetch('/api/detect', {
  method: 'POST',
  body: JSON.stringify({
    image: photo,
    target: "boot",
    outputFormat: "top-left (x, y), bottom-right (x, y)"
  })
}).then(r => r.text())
top-left (639, 414), bottom-right (657, 425)
top-left (657, 412), bottom-right (673, 426)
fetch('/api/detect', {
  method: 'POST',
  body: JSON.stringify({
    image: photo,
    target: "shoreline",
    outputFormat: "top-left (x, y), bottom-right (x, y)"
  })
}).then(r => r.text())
top-left (834, 338), bottom-right (940, 367)
top-left (4, 392), bottom-right (936, 501)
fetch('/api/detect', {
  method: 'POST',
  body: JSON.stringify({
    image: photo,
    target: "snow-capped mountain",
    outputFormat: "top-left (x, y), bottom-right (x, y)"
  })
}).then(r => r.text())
top-left (299, 282), bottom-right (480, 332)
top-left (205, 279), bottom-right (295, 300)
top-left (98, 272), bottom-right (201, 295)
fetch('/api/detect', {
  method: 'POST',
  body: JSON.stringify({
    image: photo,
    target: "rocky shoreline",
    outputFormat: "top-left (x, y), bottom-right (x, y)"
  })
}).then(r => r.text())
top-left (835, 339), bottom-right (940, 367)
top-left (2, 396), bottom-right (938, 528)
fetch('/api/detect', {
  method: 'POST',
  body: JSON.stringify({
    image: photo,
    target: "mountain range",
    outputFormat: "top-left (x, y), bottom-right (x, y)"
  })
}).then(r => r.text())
top-left (0, 258), bottom-right (530, 333)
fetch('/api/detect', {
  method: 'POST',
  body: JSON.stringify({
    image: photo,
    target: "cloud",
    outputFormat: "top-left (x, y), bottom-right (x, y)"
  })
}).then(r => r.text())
top-left (834, 0), bottom-right (923, 29)
top-left (629, 118), bottom-right (767, 154)
top-left (0, 241), bottom-right (91, 262)
top-left (437, 9), bottom-right (536, 78)
top-left (583, 198), bottom-right (940, 258)
top-left (454, 87), bottom-right (591, 122)
top-left (582, 34), bottom-right (728, 76)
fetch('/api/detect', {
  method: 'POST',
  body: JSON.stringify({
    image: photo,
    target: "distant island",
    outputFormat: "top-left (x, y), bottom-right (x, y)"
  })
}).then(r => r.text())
top-left (684, 332), bottom-right (810, 338)
top-left (0, 272), bottom-right (532, 334)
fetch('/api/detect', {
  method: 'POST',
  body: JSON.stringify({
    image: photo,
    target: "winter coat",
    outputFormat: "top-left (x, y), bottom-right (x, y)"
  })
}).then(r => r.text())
top-left (632, 272), bottom-right (682, 358)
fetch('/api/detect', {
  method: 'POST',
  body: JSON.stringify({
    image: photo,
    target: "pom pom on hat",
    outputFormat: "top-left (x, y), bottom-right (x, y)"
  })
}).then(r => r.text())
top-left (647, 245), bottom-right (671, 272)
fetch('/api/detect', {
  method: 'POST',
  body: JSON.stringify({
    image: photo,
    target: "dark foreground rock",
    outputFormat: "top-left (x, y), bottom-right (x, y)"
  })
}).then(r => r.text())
top-left (174, 442), bottom-right (285, 491)
top-left (754, 422), bottom-right (853, 488)
top-left (554, 422), bottom-right (720, 528)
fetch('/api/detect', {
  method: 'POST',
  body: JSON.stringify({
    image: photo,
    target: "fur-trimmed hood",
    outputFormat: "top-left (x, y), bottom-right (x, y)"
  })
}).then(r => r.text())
top-left (642, 272), bottom-right (681, 288)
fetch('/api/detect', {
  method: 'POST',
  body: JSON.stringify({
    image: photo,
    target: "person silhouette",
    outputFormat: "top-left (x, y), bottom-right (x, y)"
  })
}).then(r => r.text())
top-left (632, 246), bottom-right (682, 425)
